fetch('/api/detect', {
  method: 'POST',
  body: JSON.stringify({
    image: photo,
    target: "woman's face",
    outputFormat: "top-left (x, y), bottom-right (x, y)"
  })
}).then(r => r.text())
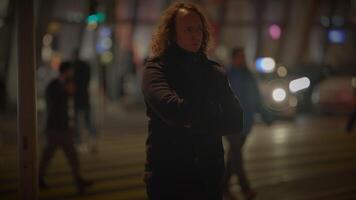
top-left (175, 9), bottom-right (203, 53)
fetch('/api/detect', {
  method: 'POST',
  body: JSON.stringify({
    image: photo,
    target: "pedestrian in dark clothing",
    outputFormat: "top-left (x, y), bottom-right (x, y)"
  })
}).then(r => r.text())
top-left (347, 110), bottom-right (356, 133)
top-left (224, 47), bottom-right (272, 200)
top-left (141, 3), bottom-right (244, 200)
top-left (0, 79), bottom-right (5, 111)
top-left (346, 78), bottom-right (356, 133)
top-left (71, 50), bottom-right (97, 153)
top-left (39, 61), bottom-right (93, 194)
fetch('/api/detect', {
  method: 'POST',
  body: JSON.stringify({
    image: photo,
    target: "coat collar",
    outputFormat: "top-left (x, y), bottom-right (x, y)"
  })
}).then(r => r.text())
top-left (163, 43), bottom-right (205, 64)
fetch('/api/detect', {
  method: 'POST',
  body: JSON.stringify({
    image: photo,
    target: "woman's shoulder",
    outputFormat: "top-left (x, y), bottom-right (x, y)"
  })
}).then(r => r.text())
top-left (144, 57), bottom-right (165, 69)
top-left (206, 58), bottom-right (227, 75)
top-left (206, 58), bottom-right (221, 67)
top-left (144, 55), bottom-right (179, 72)
top-left (145, 56), bottom-right (161, 64)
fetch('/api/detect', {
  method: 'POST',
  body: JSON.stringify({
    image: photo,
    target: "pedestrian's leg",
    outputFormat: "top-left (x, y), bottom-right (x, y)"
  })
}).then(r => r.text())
top-left (224, 150), bottom-right (233, 189)
top-left (346, 110), bottom-right (356, 133)
top-left (84, 107), bottom-right (98, 153)
top-left (84, 106), bottom-right (96, 138)
top-left (241, 113), bottom-right (254, 146)
top-left (223, 135), bottom-right (240, 200)
top-left (61, 131), bottom-right (92, 194)
top-left (39, 134), bottom-right (59, 189)
top-left (74, 109), bottom-right (81, 144)
top-left (226, 135), bottom-right (250, 191)
top-left (225, 134), bottom-right (256, 200)
top-left (234, 137), bottom-right (250, 192)
top-left (236, 135), bottom-right (257, 200)
top-left (61, 131), bottom-right (81, 180)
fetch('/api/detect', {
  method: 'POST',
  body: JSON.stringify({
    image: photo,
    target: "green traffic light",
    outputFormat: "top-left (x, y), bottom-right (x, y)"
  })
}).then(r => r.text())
top-left (97, 12), bottom-right (106, 23)
top-left (86, 12), bottom-right (106, 24)
top-left (87, 14), bottom-right (98, 24)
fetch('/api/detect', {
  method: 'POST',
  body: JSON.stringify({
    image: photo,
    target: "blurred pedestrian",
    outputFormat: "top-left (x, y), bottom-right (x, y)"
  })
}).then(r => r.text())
top-left (0, 78), bottom-right (5, 111)
top-left (141, 2), bottom-right (243, 200)
top-left (39, 61), bottom-right (93, 194)
top-left (346, 77), bottom-right (356, 133)
top-left (224, 47), bottom-right (273, 200)
top-left (71, 49), bottom-right (97, 153)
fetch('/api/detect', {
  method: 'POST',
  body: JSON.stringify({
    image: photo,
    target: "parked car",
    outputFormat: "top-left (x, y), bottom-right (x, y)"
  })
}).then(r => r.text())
top-left (258, 78), bottom-right (297, 119)
top-left (312, 76), bottom-right (354, 115)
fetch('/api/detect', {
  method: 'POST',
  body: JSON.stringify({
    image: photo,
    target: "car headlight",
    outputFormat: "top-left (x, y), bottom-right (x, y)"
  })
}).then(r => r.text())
top-left (289, 77), bottom-right (310, 93)
top-left (272, 88), bottom-right (287, 102)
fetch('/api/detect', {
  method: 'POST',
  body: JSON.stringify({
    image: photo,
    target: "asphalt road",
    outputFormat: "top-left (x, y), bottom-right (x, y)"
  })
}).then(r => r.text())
top-left (0, 107), bottom-right (355, 200)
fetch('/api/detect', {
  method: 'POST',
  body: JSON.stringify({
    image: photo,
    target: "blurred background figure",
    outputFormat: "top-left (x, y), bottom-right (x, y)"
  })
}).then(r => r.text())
top-left (71, 49), bottom-right (98, 153)
top-left (38, 61), bottom-right (93, 194)
top-left (227, 47), bottom-right (273, 139)
top-left (346, 77), bottom-right (356, 133)
top-left (0, 79), bottom-right (5, 112)
top-left (224, 47), bottom-right (273, 200)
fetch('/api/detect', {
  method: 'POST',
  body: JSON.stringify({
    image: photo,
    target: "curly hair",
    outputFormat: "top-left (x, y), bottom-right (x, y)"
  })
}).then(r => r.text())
top-left (150, 2), bottom-right (213, 58)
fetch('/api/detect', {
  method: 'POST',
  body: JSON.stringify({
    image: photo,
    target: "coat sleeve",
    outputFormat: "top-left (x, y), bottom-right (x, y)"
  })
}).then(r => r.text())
top-left (254, 81), bottom-right (274, 125)
top-left (219, 73), bottom-right (244, 135)
top-left (141, 62), bottom-right (192, 127)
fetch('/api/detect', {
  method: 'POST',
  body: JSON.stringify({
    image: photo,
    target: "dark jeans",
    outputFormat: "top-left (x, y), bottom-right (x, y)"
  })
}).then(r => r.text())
top-left (224, 134), bottom-right (251, 192)
top-left (75, 106), bottom-right (97, 144)
top-left (346, 110), bottom-right (356, 132)
top-left (39, 130), bottom-right (81, 182)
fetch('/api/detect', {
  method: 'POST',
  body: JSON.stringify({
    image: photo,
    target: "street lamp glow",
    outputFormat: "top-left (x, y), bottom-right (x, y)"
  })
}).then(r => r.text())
top-left (289, 77), bottom-right (310, 93)
top-left (277, 66), bottom-right (287, 77)
top-left (272, 88), bottom-right (286, 102)
top-left (42, 34), bottom-right (53, 46)
top-left (328, 29), bottom-right (346, 43)
top-left (256, 57), bottom-right (276, 73)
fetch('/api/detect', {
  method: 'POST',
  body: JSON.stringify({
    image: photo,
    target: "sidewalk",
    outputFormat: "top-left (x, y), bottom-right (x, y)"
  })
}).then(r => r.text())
top-left (0, 101), bottom-right (148, 153)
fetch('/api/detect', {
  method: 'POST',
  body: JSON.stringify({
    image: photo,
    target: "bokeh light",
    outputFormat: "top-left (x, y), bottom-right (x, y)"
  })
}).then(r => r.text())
top-left (289, 77), bottom-right (311, 93)
top-left (272, 88), bottom-right (287, 102)
top-left (256, 57), bottom-right (276, 73)
top-left (269, 24), bottom-right (282, 40)
top-left (328, 29), bottom-right (346, 43)
top-left (100, 51), bottom-right (113, 64)
top-left (42, 34), bottom-right (53, 46)
top-left (277, 66), bottom-right (288, 77)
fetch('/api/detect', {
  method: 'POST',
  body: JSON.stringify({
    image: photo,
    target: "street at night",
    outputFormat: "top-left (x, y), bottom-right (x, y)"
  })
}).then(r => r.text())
top-left (1, 106), bottom-right (355, 199)
top-left (0, 0), bottom-right (356, 199)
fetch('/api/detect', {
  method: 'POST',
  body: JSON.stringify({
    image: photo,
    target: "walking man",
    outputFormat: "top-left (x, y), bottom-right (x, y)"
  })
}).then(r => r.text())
top-left (39, 61), bottom-right (93, 194)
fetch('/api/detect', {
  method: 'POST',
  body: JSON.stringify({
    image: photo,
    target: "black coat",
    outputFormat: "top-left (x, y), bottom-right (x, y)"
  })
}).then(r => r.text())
top-left (46, 79), bottom-right (69, 131)
top-left (73, 60), bottom-right (90, 108)
top-left (141, 44), bottom-right (243, 199)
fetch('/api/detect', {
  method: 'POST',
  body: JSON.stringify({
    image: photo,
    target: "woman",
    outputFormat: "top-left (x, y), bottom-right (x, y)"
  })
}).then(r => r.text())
top-left (141, 2), bottom-right (243, 200)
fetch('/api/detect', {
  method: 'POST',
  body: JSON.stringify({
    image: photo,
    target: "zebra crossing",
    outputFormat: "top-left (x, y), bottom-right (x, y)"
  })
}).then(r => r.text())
top-left (1, 114), bottom-right (356, 200)
top-left (0, 132), bottom-right (148, 200)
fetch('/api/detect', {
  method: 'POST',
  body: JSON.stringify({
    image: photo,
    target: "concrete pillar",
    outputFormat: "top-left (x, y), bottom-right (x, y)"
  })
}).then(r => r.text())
top-left (17, 0), bottom-right (38, 199)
